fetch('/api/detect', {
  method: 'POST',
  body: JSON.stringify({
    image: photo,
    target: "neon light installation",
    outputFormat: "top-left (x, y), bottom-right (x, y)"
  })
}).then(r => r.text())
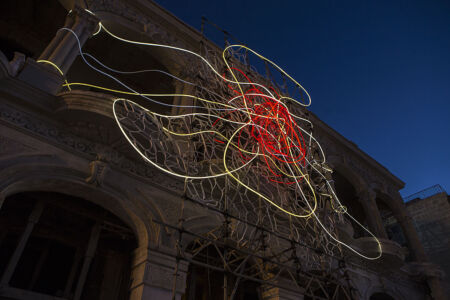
top-left (40, 10), bottom-right (383, 261)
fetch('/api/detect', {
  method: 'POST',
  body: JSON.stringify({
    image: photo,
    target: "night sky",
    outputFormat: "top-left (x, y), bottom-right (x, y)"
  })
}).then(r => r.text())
top-left (155, 0), bottom-right (450, 199)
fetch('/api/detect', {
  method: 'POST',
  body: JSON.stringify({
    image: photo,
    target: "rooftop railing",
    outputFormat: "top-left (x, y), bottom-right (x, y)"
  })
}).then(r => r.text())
top-left (403, 184), bottom-right (446, 202)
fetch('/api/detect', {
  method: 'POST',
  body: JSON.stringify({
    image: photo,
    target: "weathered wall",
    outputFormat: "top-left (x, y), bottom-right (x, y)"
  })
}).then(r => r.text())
top-left (406, 192), bottom-right (450, 295)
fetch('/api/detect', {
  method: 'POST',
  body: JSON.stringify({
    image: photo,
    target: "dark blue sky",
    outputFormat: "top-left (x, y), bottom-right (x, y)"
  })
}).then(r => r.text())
top-left (155, 0), bottom-right (450, 198)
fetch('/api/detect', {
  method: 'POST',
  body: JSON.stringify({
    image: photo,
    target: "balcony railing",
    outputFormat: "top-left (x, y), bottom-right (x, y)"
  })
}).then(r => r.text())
top-left (403, 184), bottom-right (446, 202)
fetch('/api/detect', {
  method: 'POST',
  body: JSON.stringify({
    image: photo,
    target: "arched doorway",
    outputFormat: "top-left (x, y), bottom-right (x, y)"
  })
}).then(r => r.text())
top-left (332, 170), bottom-right (368, 238)
top-left (0, 191), bottom-right (137, 299)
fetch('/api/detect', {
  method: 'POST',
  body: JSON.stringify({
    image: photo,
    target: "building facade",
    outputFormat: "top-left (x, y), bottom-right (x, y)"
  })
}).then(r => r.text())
top-left (0, 0), bottom-right (447, 299)
top-left (386, 186), bottom-right (450, 296)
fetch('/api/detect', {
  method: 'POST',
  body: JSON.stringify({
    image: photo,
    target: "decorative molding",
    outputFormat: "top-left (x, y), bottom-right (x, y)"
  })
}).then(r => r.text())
top-left (85, 160), bottom-right (108, 186)
top-left (58, 90), bottom-right (115, 118)
top-left (0, 102), bottom-right (185, 194)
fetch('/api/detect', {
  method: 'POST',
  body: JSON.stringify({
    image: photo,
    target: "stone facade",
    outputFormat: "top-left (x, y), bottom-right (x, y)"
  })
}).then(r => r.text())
top-left (0, 0), bottom-right (447, 299)
top-left (392, 187), bottom-right (450, 296)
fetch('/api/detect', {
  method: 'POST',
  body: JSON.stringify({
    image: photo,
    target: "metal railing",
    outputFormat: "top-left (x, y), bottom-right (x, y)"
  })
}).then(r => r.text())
top-left (403, 184), bottom-right (446, 202)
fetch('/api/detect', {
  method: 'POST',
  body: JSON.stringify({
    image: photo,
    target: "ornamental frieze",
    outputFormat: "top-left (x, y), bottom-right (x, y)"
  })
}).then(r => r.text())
top-left (0, 102), bottom-right (185, 194)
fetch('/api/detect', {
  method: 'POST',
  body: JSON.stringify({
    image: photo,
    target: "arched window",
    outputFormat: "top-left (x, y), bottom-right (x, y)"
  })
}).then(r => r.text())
top-left (0, 191), bottom-right (137, 299)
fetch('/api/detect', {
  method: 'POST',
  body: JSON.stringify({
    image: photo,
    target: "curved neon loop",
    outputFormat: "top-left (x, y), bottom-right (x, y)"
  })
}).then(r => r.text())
top-left (52, 11), bottom-right (382, 260)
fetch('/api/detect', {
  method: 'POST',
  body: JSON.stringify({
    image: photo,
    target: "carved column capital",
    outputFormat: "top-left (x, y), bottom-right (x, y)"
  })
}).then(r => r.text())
top-left (37, 5), bottom-right (100, 81)
top-left (72, 5), bottom-right (99, 23)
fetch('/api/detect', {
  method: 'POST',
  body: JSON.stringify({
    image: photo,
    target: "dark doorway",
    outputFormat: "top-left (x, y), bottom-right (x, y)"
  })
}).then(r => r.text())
top-left (0, 191), bottom-right (137, 300)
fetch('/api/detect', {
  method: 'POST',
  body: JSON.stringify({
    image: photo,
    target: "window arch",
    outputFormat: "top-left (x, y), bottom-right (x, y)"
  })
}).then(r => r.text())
top-left (0, 191), bottom-right (137, 299)
top-left (332, 169), bottom-right (368, 238)
top-left (64, 16), bottom-right (178, 115)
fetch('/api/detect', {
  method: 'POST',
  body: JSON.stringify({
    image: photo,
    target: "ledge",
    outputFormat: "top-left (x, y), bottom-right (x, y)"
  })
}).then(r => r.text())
top-left (57, 90), bottom-right (115, 119)
top-left (17, 58), bottom-right (64, 95)
top-left (353, 237), bottom-right (407, 269)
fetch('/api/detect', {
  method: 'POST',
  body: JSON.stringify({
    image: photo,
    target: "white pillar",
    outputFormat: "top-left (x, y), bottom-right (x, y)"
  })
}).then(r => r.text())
top-left (38, 6), bottom-right (98, 75)
top-left (17, 6), bottom-right (98, 94)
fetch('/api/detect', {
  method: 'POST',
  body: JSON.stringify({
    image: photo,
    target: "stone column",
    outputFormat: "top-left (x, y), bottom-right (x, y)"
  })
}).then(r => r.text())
top-left (389, 196), bottom-right (425, 261)
top-left (38, 6), bottom-right (98, 75)
top-left (0, 201), bottom-right (44, 287)
top-left (130, 246), bottom-right (188, 300)
top-left (357, 189), bottom-right (388, 239)
top-left (16, 6), bottom-right (98, 94)
top-left (64, 247), bottom-right (83, 298)
top-left (390, 194), bottom-right (447, 300)
top-left (171, 76), bottom-right (196, 116)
